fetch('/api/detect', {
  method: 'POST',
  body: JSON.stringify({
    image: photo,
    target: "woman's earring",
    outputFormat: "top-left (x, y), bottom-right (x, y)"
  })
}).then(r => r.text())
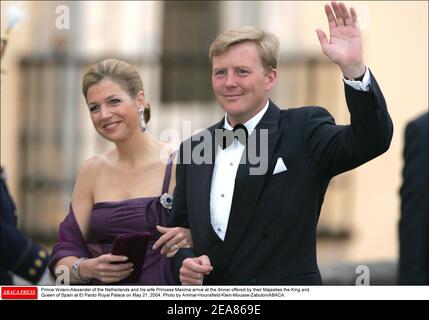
top-left (138, 107), bottom-right (146, 132)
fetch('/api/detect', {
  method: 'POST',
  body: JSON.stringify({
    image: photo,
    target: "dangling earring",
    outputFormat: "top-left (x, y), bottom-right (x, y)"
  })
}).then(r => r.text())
top-left (138, 107), bottom-right (146, 132)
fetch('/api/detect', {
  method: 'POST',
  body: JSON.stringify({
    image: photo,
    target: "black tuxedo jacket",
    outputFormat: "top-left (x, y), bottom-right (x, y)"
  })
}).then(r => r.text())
top-left (169, 72), bottom-right (393, 285)
top-left (399, 112), bottom-right (428, 284)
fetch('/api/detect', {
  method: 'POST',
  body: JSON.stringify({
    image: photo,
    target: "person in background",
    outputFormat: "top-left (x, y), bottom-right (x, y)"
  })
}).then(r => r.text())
top-left (1, 167), bottom-right (51, 284)
top-left (399, 112), bottom-right (428, 285)
top-left (1, 9), bottom-right (51, 285)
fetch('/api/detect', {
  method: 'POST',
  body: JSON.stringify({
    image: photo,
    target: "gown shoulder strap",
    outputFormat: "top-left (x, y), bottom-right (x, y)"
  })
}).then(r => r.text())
top-left (161, 150), bottom-right (178, 194)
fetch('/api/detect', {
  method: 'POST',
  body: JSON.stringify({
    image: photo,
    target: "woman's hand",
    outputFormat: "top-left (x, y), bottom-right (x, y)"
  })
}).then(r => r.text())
top-left (152, 226), bottom-right (193, 258)
top-left (79, 254), bottom-right (133, 284)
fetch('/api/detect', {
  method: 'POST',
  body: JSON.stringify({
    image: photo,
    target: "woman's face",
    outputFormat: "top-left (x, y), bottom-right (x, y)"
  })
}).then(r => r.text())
top-left (86, 79), bottom-right (143, 142)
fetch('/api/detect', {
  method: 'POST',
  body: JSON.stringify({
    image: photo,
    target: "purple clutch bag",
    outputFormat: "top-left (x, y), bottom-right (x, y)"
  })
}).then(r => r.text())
top-left (111, 231), bottom-right (152, 283)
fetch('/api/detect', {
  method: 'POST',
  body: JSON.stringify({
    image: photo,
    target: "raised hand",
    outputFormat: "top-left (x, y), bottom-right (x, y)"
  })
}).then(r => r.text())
top-left (316, 1), bottom-right (366, 79)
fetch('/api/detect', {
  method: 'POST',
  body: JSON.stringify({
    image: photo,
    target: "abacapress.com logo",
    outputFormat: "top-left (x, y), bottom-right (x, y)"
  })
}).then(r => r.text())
top-left (1, 286), bottom-right (38, 299)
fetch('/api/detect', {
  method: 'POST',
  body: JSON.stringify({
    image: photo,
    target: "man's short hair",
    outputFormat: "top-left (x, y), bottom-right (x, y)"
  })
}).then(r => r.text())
top-left (209, 26), bottom-right (280, 72)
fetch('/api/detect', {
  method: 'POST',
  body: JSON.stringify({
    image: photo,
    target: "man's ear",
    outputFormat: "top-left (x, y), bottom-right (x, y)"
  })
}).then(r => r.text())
top-left (266, 68), bottom-right (278, 91)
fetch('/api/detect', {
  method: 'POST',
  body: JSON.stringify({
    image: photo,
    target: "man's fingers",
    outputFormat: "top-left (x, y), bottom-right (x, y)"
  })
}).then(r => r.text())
top-left (339, 2), bottom-right (353, 25)
top-left (180, 275), bottom-right (204, 286)
top-left (180, 257), bottom-right (213, 285)
top-left (316, 29), bottom-right (329, 53)
top-left (200, 255), bottom-right (212, 269)
top-left (350, 7), bottom-right (358, 24)
top-left (189, 262), bottom-right (212, 274)
top-left (180, 266), bottom-right (203, 279)
top-left (184, 257), bottom-right (213, 274)
top-left (180, 267), bottom-right (205, 285)
top-left (325, 4), bottom-right (337, 29)
top-left (331, 1), bottom-right (344, 26)
top-left (339, 2), bottom-right (351, 20)
top-left (339, 2), bottom-right (353, 26)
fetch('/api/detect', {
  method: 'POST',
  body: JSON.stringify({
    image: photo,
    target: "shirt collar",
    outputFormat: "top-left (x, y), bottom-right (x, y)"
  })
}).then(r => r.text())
top-left (223, 100), bottom-right (270, 135)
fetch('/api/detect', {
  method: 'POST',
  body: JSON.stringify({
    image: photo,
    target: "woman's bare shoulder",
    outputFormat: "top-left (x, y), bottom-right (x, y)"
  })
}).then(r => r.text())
top-left (72, 152), bottom-right (114, 204)
top-left (77, 152), bottom-right (114, 177)
top-left (71, 153), bottom-right (113, 235)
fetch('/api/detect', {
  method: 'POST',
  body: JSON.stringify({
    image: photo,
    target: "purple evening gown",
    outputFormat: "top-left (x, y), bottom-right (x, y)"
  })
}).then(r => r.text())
top-left (49, 153), bottom-right (177, 285)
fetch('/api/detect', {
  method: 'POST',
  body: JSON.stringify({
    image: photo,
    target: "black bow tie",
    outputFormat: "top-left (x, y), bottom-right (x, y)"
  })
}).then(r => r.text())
top-left (215, 124), bottom-right (249, 149)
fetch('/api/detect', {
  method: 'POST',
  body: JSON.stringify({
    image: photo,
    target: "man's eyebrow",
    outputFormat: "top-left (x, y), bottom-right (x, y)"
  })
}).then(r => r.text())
top-left (234, 65), bottom-right (249, 69)
top-left (213, 65), bottom-right (250, 71)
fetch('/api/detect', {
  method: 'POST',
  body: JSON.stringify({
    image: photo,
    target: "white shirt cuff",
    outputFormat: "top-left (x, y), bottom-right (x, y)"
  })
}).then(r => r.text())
top-left (343, 66), bottom-right (371, 92)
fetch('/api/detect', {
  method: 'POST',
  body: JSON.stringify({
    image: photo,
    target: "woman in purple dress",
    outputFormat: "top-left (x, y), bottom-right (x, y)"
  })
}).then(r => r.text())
top-left (49, 59), bottom-right (191, 284)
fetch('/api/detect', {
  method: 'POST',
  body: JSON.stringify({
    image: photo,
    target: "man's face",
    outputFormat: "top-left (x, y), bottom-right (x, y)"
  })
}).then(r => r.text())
top-left (212, 41), bottom-right (277, 125)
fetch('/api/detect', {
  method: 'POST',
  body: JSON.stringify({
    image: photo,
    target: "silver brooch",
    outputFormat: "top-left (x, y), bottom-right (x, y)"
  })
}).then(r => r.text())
top-left (160, 193), bottom-right (173, 210)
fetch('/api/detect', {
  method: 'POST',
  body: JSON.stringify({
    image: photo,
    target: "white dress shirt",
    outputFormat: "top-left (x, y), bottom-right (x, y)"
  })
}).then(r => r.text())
top-left (342, 66), bottom-right (371, 91)
top-left (210, 101), bottom-right (269, 240)
top-left (210, 67), bottom-right (371, 240)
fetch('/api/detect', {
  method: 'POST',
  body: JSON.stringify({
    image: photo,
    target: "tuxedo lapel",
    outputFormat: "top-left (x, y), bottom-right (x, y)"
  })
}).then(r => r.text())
top-left (191, 119), bottom-right (224, 231)
top-left (218, 101), bottom-right (282, 272)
